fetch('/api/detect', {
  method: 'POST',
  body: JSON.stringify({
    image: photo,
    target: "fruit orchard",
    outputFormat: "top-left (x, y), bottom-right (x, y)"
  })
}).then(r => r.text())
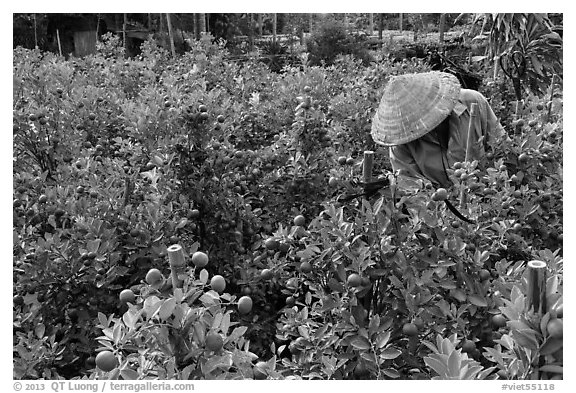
top-left (12, 32), bottom-right (563, 381)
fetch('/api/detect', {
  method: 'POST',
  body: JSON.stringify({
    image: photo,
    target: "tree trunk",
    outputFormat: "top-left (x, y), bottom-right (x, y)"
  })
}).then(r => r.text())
top-left (379, 14), bottom-right (384, 40)
top-left (439, 13), bottom-right (446, 43)
top-left (159, 13), bottom-right (164, 36)
top-left (198, 13), bottom-right (206, 36)
top-left (368, 13), bottom-right (374, 36)
top-left (257, 13), bottom-right (263, 36)
top-left (344, 13), bottom-right (348, 32)
top-left (123, 13), bottom-right (128, 56)
top-left (309, 13), bottom-right (313, 33)
top-left (272, 13), bottom-right (277, 45)
top-left (206, 14), bottom-right (210, 34)
top-left (166, 13), bottom-right (176, 57)
top-left (33, 13), bottom-right (38, 49)
top-left (248, 13), bottom-right (254, 51)
top-left (147, 13), bottom-right (152, 30)
top-left (399, 13), bottom-right (403, 32)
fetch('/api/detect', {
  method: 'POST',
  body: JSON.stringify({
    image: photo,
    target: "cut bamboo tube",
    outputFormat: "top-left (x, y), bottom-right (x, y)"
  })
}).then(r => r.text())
top-left (465, 103), bottom-right (479, 163)
top-left (526, 260), bottom-right (547, 316)
top-left (460, 103), bottom-right (478, 209)
top-left (167, 244), bottom-right (186, 290)
top-left (362, 150), bottom-right (374, 183)
top-left (56, 29), bottom-right (62, 57)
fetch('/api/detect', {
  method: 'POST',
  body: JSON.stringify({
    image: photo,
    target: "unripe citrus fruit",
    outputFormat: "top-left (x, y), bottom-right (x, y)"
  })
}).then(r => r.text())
top-left (95, 350), bottom-right (117, 372)
top-left (432, 188), bottom-right (448, 201)
top-left (119, 289), bottom-right (136, 304)
top-left (253, 361), bottom-right (268, 380)
top-left (547, 318), bottom-right (563, 338)
top-left (293, 215), bottom-right (306, 227)
top-left (347, 273), bottom-right (362, 287)
top-left (462, 339), bottom-right (476, 353)
top-left (402, 322), bottom-right (418, 336)
top-left (299, 261), bottom-right (312, 274)
top-left (264, 238), bottom-right (279, 250)
top-left (260, 269), bottom-right (273, 280)
top-left (337, 156), bottom-right (347, 165)
top-left (491, 314), bottom-right (507, 329)
top-left (192, 251), bottom-right (209, 267)
top-left (328, 176), bottom-right (338, 187)
top-left (210, 275), bottom-right (226, 293)
top-left (238, 296), bottom-right (253, 314)
top-left (145, 268), bottom-right (163, 285)
top-left (205, 333), bottom-right (224, 352)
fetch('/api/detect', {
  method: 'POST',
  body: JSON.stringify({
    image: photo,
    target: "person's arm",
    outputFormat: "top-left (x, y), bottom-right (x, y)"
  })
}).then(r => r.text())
top-left (477, 93), bottom-right (508, 148)
top-left (389, 145), bottom-right (430, 191)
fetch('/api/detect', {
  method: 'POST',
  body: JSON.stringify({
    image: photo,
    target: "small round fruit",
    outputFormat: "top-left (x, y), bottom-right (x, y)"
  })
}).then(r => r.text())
top-left (260, 269), bottom-right (273, 280)
top-left (198, 104), bottom-right (208, 113)
top-left (554, 304), bottom-right (563, 319)
top-left (479, 269), bottom-right (491, 281)
top-left (337, 156), bottom-right (347, 165)
top-left (217, 114), bottom-right (225, 123)
top-left (95, 350), bottom-right (117, 372)
top-left (293, 215), bottom-right (306, 227)
top-left (491, 314), bottom-right (507, 329)
top-left (13, 294), bottom-right (24, 306)
top-left (145, 268), bottom-right (163, 285)
top-left (253, 361), bottom-right (268, 380)
top-left (328, 176), bottom-right (338, 187)
top-left (303, 85), bottom-right (312, 93)
top-left (462, 339), bottom-right (476, 353)
top-left (346, 157), bottom-right (355, 166)
top-left (119, 289), bottom-right (136, 304)
top-left (190, 209), bottom-right (200, 219)
top-left (347, 273), bottom-right (362, 287)
top-left (402, 322), bottom-right (418, 336)
top-left (205, 333), bottom-right (224, 352)
top-left (191, 251), bottom-right (209, 267)
top-left (210, 275), bottom-right (226, 294)
top-left (264, 238), bottom-right (279, 251)
top-left (238, 296), bottom-right (253, 314)
top-left (88, 113), bottom-right (96, 120)
top-left (285, 296), bottom-right (296, 307)
top-left (38, 194), bottom-right (48, 204)
top-left (299, 261), bottom-right (312, 274)
top-left (432, 188), bottom-right (448, 201)
top-left (547, 318), bottom-right (563, 338)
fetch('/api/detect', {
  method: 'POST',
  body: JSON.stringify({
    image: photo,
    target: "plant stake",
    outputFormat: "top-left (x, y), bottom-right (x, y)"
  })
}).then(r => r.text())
top-left (526, 260), bottom-right (547, 316)
top-left (168, 244), bottom-right (186, 290)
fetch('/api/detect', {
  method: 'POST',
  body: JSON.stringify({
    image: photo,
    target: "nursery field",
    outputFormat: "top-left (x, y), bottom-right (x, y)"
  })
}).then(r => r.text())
top-left (12, 32), bottom-right (563, 381)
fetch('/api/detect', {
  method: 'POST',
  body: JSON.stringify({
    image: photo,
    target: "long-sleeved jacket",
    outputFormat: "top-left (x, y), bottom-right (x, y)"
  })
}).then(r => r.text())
top-left (389, 88), bottom-right (505, 188)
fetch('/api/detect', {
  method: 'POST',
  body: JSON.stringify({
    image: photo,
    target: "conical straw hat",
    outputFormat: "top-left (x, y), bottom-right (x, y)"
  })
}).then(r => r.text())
top-left (371, 71), bottom-right (461, 146)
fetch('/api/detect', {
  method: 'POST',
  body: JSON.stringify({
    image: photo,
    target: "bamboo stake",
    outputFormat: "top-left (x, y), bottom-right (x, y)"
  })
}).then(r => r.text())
top-left (167, 244), bottom-right (186, 290)
top-left (526, 260), bottom-right (547, 316)
top-left (56, 29), bottom-right (62, 56)
top-left (123, 14), bottom-right (128, 56)
top-left (33, 14), bottom-right (38, 49)
top-left (546, 74), bottom-right (556, 124)
top-left (166, 13), bottom-right (176, 57)
top-left (460, 103), bottom-right (478, 209)
top-left (362, 151), bottom-right (374, 183)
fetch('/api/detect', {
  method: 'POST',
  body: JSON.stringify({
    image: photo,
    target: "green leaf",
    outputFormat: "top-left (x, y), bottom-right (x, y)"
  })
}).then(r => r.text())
top-left (539, 337), bottom-right (563, 355)
top-left (212, 312), bottom-right (223, 331)
top-left (468, 294), bottom-right (488, 307)
top-left (375, 331), bottom-right (390, 349)
top-left (382, 368), bottom-right (401, 378)
top-left (221, 312), bottom-right (231, 334)
top-left (539, 365), bottom-right (562, 374)
top-left (120, 368), bottom-right (139, 380)
top-left (350, 335), bottom-right (371, 350)
top-left (447, 349), bottom-right (461, 377)
top-left (380, 347), bottom-right (401, 360)
top-left (158, 298), bottom-right (176, 320)
top-left (199, 269), bottom-right (209, 284)
top-left (425, 355), bottom-right (447, 377)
